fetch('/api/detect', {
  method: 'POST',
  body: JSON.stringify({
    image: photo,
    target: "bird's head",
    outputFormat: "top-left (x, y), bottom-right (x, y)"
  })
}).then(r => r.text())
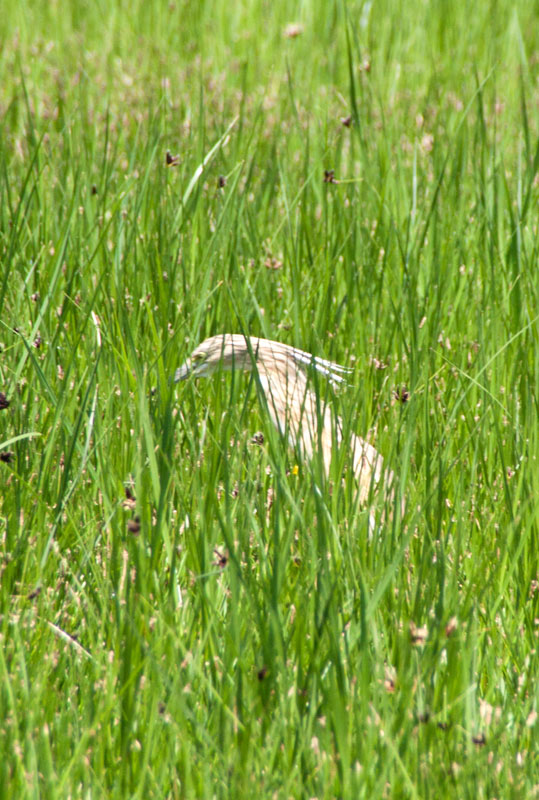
top-left (174, 334), bottom-right (254, 382)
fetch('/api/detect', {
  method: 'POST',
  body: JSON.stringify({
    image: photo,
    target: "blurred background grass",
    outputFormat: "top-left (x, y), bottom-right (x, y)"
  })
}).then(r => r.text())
top-left (1, 1), bottom-right (538, 797)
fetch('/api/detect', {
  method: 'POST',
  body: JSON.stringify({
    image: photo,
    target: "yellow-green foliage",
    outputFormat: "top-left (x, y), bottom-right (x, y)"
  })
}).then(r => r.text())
top-left (0, 1), bottom-right (538, 797)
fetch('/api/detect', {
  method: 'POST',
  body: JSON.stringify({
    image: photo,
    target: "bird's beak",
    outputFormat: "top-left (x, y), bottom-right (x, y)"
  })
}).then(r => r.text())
top-left (174, 359), bottom-right (192, 382)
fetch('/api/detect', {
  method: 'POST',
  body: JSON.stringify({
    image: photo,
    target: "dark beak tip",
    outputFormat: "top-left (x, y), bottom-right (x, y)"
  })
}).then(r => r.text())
top-left (174, 365), bottom-right (190, 383)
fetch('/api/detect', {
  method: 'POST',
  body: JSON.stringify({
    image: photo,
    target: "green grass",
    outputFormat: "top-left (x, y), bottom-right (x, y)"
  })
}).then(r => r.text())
top-left (1, 0), bottom-right (538, 797)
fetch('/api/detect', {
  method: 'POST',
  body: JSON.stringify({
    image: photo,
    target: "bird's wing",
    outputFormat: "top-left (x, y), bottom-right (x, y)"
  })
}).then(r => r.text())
top-left (258, 363), bottom-right (388, 505)
top-left (289, 346), bottom-right (352, 386)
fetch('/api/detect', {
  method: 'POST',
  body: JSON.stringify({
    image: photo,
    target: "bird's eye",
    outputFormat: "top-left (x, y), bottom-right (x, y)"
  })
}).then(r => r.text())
top-left (190, 353), bottom-right (209, 371)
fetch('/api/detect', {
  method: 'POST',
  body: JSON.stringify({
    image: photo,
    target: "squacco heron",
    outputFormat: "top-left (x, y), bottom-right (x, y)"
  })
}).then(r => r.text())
top-left (175, 334), bottom-right (396, 507)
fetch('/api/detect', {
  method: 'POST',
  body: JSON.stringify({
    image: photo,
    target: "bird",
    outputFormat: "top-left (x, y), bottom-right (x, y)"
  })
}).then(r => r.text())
top-left (175, 334), bottom-right (397, 510)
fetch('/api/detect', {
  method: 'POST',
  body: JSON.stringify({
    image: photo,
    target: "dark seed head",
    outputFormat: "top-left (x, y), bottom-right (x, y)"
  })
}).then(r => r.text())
top-left (394, 386), bottom-right (410, 404)
top-left (0, 393), bottom-right (9, 410)
top-left (127, 516), bottom-right (141, 534)
top-left (213, 549), bottom-right (228, 568)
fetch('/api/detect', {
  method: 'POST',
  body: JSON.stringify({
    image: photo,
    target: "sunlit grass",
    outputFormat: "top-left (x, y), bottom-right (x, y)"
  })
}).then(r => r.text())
top-left (1, 0), bottom-right (538, 797)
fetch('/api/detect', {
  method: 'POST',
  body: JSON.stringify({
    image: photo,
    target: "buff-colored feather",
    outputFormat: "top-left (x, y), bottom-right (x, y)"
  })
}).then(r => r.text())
top-left (175, 334), bottom-right (396, 507)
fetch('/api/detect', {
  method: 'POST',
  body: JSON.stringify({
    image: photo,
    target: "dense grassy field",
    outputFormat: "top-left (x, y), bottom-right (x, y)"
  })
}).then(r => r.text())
top-left (1, 1), bottom-right (538, 797)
